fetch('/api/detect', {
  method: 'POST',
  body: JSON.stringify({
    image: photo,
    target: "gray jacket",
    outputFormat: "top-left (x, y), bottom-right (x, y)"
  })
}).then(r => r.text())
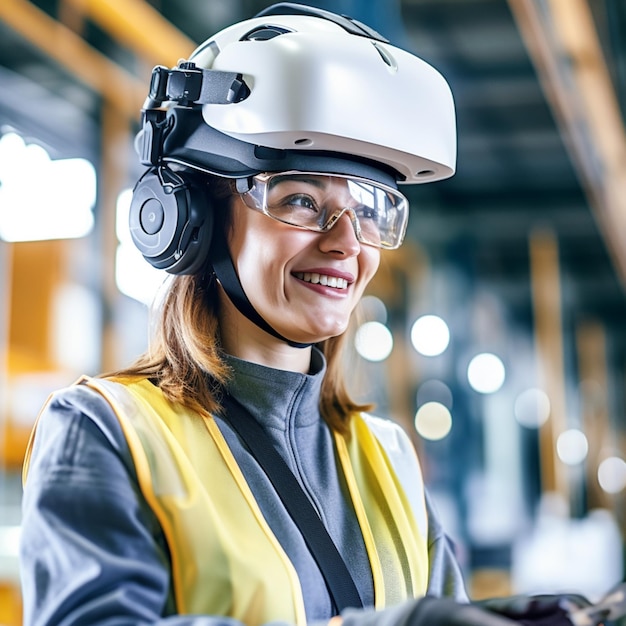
top-left (20, 349), bottom-right (467, 625)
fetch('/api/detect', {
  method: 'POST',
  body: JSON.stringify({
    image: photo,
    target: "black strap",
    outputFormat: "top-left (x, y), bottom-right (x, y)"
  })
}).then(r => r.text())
top-left (253, 3), bottom-right (389, 43)
top-left (210, 223), bottom-right (310, 349)
top-left (146, 64), bottom-right (250, 108)
top-left (222, 394), bottom-right (364, 613)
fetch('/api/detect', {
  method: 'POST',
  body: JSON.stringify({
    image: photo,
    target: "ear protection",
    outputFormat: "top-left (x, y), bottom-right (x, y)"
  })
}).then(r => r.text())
top-left (128, 59), bottom-right (249, 277)
top-left (129, 166), bottom-right (214, 275)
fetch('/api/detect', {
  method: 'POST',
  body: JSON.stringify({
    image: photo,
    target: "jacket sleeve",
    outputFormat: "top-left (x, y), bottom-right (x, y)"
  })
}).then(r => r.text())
top-left (19, 384), bottom-right (292, 626)
top-left (424, 490), bottom-right (469, 602)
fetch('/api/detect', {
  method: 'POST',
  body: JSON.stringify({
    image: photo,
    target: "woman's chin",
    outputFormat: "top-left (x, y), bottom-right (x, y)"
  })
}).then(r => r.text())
top-left (282, 321), bottom-right (349, 345)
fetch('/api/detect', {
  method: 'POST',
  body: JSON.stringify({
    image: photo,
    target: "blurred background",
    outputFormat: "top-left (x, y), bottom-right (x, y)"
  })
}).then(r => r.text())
top-left (1, 0), bottom-right (626, 623)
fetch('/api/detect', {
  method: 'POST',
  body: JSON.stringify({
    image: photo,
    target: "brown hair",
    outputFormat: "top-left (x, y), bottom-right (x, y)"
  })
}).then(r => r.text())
top-left (108, 175), bottom-right (373, 434)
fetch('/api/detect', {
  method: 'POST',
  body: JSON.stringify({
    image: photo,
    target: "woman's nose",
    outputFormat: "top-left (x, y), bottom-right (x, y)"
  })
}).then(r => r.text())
top-left (318, 210), bottom-right (361, 256)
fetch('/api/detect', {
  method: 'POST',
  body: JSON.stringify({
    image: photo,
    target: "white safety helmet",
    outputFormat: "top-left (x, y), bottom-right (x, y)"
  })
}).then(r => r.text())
top-left (138, 2), bottom-right (456, 187)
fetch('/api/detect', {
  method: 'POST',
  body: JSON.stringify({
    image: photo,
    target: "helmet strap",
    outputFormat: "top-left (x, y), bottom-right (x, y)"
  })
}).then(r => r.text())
top-left (210, 223), bottom-right (311, 349)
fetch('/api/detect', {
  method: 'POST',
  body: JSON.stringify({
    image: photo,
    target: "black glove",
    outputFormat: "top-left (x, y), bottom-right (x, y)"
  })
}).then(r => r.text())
top-left (410, 596), bottom-right (525, 625)
top-left (341, 596), bottom-right (523, 626)
top-left (477, 593), bottom-right (592, 626)
top-left (340, 594), bottom-right (593, 626)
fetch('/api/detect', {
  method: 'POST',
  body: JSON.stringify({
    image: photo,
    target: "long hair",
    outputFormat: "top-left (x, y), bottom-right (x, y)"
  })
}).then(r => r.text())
top-left (108, 175), bottom-right (373, 434)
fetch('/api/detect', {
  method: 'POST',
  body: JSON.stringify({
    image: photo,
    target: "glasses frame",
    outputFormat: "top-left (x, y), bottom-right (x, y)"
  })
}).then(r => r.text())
top-left (237, 171), bottom-right (409, 250)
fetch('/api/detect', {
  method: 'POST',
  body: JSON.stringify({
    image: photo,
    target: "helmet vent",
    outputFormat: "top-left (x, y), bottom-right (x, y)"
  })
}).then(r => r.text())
top-left (372, 42), bottom-right (398, 72)
top-left (294, 138), bottom-right (313, 146)
top-left (417, 169), bottom-right (435, 177)
top-left (240, 25), bottom-right (293, 41)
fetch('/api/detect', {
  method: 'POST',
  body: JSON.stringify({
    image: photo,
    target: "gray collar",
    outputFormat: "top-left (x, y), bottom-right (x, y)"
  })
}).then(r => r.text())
top-left (223, 347), bottom-right (326, 430)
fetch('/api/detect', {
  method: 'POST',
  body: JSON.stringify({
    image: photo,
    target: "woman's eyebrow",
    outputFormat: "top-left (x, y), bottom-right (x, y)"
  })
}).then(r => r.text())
top-left (269, 174), bottom-right (328, 189)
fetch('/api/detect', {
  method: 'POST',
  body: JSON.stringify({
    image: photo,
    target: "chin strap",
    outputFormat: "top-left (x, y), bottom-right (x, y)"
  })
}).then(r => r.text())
top-left (210, 228), bottom-right (311, 349)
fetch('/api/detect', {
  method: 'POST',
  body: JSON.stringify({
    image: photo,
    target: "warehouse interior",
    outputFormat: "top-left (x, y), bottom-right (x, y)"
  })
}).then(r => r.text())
top-left (1, 0), bottom-right (626, 623)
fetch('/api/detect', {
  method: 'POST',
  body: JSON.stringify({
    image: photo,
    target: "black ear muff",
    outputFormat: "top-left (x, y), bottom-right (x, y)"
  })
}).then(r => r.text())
top-left (129, 167), bottom-right (213, 275)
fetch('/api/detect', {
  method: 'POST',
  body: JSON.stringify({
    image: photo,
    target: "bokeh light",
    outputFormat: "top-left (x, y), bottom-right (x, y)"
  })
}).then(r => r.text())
top-left (416, 379), bottom-right (453, 410)
top-left (598, 457), bottom-right (626, 494)
top-left (354, 321), bottom-right (393, 362)
top-left (410, 315), bottom-right (450, 356)
top-left (414, 402), bottom-right (453, 440)
top-left (514, 388), bottom-right (551, 428)
top-left (359, 295), bottom-right (388, 324)
top-left (467, 352), bottom-right (506, 393)
top-left (556, 429), bottom-right (589, 465)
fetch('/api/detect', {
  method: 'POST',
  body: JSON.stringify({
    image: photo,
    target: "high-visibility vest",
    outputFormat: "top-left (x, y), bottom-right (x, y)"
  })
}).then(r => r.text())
top-left (30, 376), bottom-right (429, 625)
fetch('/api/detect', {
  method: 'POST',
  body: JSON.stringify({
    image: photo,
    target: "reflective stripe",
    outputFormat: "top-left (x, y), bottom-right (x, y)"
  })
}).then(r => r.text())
top-left (335, 413), bottom-right (429, 606)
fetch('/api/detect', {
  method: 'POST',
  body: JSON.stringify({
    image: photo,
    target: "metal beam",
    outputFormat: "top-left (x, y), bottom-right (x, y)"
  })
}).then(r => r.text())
top-left (576, 320), bottom-right (611, 511)
top-left (508, 0), bottom-right (626, 290)
top-left (529, 228), bottom-right (569, 500)
top-left (0, 0), bottom-right (144, 118)
top-left (63, 0), bottom-right (197, 68)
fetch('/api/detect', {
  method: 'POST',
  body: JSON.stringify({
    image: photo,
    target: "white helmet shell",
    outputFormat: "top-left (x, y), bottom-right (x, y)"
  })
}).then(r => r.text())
top-left (189, 14), bottom-right (456, 184)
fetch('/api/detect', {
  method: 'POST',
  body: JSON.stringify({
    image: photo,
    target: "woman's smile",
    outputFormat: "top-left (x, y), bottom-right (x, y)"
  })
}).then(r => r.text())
top-left (292, 269), bottom-right (353, 291)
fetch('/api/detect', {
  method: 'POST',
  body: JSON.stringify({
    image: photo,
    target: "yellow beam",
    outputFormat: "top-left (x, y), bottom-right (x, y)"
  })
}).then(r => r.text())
top-left (529, 228), bottom-right (569, 500)
top-left (64, 0), bottom-right (197, 68)
top-left (508, 0), bottom-right (626, 290)
top-left (100, 102), bottom-right (130, 371)
top-left (576, 320), bottom-right (610, 510)
top-left (0, 0), bottom-right (144, 118)
top-left (549, 0), bottom-right (624, 165)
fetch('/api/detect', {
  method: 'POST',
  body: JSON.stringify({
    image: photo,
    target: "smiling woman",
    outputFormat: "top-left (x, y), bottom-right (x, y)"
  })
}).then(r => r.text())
top-left (17, 3), bottom-right (593, 626)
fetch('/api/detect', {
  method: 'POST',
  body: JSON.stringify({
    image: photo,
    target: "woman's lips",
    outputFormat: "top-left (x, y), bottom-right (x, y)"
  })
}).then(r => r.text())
top-left (293, 271), bottom-right (349, 290)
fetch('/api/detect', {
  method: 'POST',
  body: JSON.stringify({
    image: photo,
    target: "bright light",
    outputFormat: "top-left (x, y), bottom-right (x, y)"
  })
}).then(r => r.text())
top-left (514, 388), bottom-right (551, 428)
top-left (410, 315), bottom-right (450, 356)
top-left (0, 132), bottom-right (95, 241)
top-left (598, 457), bottom-right (626, 494)
top-left (115, 188), bottom-right (166, 305)
top-left (414, 402), bottom-right (452, 440)
top-left (115, 243), bottom-right (167, 306)
top-left (354, 321), bottom-right (393, 361)
top-left (467, 352), bottom-right (505, 393)
top-left (0, 525), bottom-right (20, 557)
top-left (51, 283), bottom-right (101, 373)
top-left (556, 429), bottom-right (589, 465)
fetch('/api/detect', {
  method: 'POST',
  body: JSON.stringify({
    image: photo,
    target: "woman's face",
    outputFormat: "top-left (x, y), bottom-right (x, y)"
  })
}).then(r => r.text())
top-left (225, 176), bottom-right (381, 346)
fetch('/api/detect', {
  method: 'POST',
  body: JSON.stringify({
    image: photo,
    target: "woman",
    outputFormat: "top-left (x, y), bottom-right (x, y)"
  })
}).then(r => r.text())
top-left (20, 4), bottom-right (588, 625)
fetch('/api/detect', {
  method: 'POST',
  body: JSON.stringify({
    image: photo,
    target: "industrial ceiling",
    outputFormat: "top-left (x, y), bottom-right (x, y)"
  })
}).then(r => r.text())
top-left (1, 0), bottom-right (625, 318)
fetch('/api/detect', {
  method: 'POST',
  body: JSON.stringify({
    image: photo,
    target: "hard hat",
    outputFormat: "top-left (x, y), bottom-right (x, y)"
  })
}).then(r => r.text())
top-left (138, 2), bottom-right (456, 186)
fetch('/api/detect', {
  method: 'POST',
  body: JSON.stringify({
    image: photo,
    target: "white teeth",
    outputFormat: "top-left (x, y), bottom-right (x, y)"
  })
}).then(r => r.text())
top-left (295, 272), bottom-right (348, 289)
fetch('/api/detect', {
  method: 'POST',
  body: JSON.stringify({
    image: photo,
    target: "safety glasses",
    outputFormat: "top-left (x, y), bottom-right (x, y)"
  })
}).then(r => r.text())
top-left (237, 171), bottom-right (409, 249)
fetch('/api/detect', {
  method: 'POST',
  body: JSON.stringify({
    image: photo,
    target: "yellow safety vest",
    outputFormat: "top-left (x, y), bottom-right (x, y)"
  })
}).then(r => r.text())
top-left (30, 376), bottom-right (429, 625)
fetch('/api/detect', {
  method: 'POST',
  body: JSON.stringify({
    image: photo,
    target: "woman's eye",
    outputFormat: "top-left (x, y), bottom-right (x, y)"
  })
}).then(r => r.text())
top-left (284, 194), bottom-right (319, 212)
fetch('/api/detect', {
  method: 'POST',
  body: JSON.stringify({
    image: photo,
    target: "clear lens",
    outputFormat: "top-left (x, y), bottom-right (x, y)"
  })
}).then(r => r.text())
top-left (239, 171), bottom-right (408, 249)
